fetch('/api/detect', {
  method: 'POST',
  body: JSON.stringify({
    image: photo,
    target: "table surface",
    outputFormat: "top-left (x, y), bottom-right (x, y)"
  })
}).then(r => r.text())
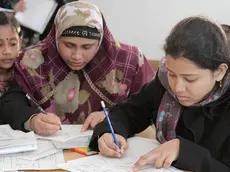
top-left (25, 126), bottom-right (190, 172)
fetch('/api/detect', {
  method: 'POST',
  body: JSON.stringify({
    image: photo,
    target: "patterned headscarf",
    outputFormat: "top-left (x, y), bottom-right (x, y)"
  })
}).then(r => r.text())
top-left (156, 58), bottom-right (230, 143)
top-left (55, 1), bottom-right (103, 49)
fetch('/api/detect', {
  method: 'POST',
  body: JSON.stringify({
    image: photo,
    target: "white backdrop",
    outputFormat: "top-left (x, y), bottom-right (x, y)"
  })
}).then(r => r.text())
top-left (83, 0), bottom-right (230, 60)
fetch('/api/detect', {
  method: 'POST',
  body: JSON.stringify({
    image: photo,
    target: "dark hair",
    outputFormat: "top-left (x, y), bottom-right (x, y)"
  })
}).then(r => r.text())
top-left (0, 11), bottom-right (22, 37)
top-left (221, 24), bottom-right (230, 45)
top-left (164, 16), bottom-right (230, 71)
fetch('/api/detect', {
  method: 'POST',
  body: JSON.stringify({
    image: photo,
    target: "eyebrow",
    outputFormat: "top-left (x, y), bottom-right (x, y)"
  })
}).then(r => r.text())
top-left (166, 67), bottom-right (199, 76)
top-left (63, 41), bottom-right (96, 46)
top-left (0, 38), bottom-right (18, 41)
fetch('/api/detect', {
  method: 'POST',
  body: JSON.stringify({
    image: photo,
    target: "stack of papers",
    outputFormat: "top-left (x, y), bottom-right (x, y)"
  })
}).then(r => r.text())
top-left (0, 125), bottom-right (37, 155)
top-left (59, 137), bottom-right (183, 172)
top-left (0, 151), bottom-right (65, 171)
top-left (15, 140), bottom-right (60, 161)
top-left (36, 125), bottom-right (93, 149)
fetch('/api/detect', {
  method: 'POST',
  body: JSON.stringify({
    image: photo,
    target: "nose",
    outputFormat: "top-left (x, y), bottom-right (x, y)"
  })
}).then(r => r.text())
top-left (2, 45), bottom-right (12, 55)
top-left (173, 79), bottom-right (186, 94)
top-left (72, 50), bottom-right (83, 60)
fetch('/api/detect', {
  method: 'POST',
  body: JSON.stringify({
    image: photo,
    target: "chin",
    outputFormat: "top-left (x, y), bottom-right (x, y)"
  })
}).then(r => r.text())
top-left (69, 65), bottom-right (84, 71)
top-left (178, 100), bottom-right (194, 107)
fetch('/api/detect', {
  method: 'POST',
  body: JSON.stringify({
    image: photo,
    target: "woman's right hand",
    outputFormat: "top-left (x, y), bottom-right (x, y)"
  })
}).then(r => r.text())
top-left (98, 133), bottom-right (128, 158)
top-left (29, 113), bottom-right (61, 136)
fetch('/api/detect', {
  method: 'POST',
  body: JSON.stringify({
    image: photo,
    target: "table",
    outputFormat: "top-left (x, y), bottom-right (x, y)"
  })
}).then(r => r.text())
top-left (25, 126), bottom-right (190, 172)
top-left (26, 126), bottom-right (156, 172)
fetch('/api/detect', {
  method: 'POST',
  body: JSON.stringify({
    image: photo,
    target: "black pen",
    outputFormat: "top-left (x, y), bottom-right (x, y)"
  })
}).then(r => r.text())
top-left (26, 94), bottom-right (62, 130)
top-left (26, 94), bottom-right (47, 114)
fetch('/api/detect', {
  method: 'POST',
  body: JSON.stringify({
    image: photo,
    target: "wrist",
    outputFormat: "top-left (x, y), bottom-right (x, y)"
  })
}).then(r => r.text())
top-left (27, 114), bottom-right (37, 131)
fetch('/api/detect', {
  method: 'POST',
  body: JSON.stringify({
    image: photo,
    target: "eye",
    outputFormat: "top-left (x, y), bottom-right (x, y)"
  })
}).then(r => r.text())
top-left (9, 40), bottom-right (18, 47)
top-left (10, 43), bottom-right (17, 46)
top-left (185, 78), bottom-right (197, 83)
top-left (65, 43), bottom-right (74, 48)
top-left (168, 72), bottom-right (176, 78)
top-left (82, 45), bottom-right (92, 50)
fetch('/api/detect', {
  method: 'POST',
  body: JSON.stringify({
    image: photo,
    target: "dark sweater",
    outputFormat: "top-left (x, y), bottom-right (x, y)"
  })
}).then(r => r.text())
top-left (0, 84), bottom-right (37, 131)
top-left (89, 74), bottom-right (230, 172)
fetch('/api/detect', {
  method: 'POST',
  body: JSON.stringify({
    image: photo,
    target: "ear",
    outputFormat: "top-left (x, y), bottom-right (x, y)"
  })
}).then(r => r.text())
top-left (214, 63), bottom-right (228, 81)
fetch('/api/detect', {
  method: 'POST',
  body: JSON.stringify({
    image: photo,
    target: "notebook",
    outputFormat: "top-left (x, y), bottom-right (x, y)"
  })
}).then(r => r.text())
top-left (15, 0), bottom-right (58, 34)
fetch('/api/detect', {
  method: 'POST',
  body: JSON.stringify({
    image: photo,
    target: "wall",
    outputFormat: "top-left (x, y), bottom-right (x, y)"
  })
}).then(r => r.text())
top-left (83, 0), bottom-right (230, 60)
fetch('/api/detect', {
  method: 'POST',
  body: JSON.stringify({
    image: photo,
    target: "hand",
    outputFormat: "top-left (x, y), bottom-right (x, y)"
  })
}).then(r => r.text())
top-left (98, 133), bottom-right (128, 158)
top-left (132, 139), bottom-right (180, 171)
top-left (29, 113), bottom-right (61, 136)
top-left (14, 0), bottom-right (25, 13)
top-left (81, 111), bottom-right (105, 132)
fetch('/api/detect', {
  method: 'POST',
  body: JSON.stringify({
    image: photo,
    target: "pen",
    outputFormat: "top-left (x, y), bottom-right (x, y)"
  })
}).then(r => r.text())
top-left (26, 94), bottom-right (47, 114)
top-left (100, 101), bottom-right (120, 148)
top-left (26, 94), bottom-right (62, 130)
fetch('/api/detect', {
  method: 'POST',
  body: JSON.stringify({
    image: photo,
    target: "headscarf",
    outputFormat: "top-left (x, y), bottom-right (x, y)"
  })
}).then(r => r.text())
top-left (156, 58), bottom-right (230, 143)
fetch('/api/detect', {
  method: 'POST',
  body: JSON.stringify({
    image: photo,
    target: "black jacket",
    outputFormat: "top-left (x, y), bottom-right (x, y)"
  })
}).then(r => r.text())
top-left (0, 84), bottom-right (37, 131)
top-left (89, 74), bottom-right (230, 172)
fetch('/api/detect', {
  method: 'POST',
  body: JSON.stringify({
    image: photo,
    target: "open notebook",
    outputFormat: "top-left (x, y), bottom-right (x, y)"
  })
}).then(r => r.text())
top-left (15, 0), bottom-right (58, 34)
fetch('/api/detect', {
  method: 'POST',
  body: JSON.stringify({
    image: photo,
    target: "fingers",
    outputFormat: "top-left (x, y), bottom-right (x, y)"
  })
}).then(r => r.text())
top-left (163, 155), bottom-right (175, 168)
top-left (133, 152), bottom-right (157, 172)
top-left (40, 113), bottom-right (61, 125)
top-left (81, 111), bottom-right (105, 132)
top-left (117, 135), bottom-right (128, 155)
top-left (81, 114), bottom-right (93, 132)
top-left (90, 112), bottom-right (105, 128)
top-left (98, 133), bottom-right (127, 158)
top-left (30, 113), bottom-right (61, 136)
top-left (154, 153), bottom-right (166, 168)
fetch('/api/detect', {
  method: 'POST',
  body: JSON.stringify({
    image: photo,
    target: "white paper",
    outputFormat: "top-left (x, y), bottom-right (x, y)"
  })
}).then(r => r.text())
top-left (36, 125), bottom-right (93, 142)
top-left (0, 125), bottom-right (26, 140)
top-left (59, 137), bottom-right (183, 172)
top-left (52, 136), bottom-right (90, 149)
top-left (0, 125), bottom-right (37, 155)
top-left (0, 151), bottom-right (65, 171)
top-left (15, 0), bottom-right (57, 34)
top-left (15, 140), bottom-right (60, 161)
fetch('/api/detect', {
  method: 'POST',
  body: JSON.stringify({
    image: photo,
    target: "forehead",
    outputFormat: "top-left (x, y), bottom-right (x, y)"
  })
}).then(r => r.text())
top-left (166, 56), bottom-right (208, 74)
top-left (0, 25), bottom-right (19, 40)
top-left (59, 36), bottom-right (98, 45)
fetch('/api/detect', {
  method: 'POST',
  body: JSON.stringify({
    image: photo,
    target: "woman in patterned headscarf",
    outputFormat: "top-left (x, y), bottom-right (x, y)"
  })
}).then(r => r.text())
top-left (14, 1), bottom-right (155, 131)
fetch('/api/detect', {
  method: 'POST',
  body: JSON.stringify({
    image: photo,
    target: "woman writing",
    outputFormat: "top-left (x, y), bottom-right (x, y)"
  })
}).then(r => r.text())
top-left (89, 17), bottom-right (230, 172)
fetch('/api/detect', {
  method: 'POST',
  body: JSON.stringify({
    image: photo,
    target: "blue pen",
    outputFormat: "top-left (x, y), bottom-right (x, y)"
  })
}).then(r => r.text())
top-left (101, 101), bottom-right (120, 148)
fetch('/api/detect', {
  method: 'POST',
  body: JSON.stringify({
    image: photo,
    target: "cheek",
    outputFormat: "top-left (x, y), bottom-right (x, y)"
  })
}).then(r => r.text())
top-left (83, 48), bottom-right (97, 62)
top-left (186, 79), bottom-right (215, 100)
top-left (11, 45), bottom-right (20, 56)
top-left (58, 45), bottom-right (72, 61)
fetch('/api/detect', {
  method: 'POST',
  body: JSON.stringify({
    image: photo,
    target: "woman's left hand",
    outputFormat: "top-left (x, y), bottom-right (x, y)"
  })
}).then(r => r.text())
top-left (132, 139), bottom-right (180, 171)
top-left (81, 111), bottom-right (105, 132)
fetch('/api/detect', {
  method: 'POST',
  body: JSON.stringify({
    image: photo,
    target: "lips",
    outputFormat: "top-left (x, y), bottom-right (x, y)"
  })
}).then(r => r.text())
top-left (177, 95), bottom-right (189, 100)
top-left (70, 62), bottom-right (84, 67)
top-left (2, 59), bottom-right (14, 63)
